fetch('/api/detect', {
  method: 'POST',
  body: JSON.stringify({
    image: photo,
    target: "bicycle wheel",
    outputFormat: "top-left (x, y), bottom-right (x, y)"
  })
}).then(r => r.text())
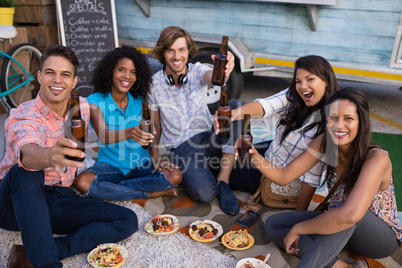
top-left (1, 43), bottom-right (42, 108)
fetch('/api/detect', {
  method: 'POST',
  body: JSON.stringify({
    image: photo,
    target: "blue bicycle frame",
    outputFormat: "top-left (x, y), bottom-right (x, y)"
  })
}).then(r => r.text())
top-left (0, 50), bottom-right (35, 98)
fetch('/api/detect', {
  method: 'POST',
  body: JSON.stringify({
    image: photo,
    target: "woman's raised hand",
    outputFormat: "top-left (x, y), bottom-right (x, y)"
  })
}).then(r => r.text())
top-left (131, 125), bottom-right (154, 146)
top-left (214, 107), bottom-right (242, 135)
top-left (230, 107), bottom-right (242, 121)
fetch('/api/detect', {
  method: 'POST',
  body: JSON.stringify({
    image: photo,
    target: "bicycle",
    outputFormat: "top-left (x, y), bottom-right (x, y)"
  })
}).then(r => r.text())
top-left (0, 25), bottom-right (42, 113)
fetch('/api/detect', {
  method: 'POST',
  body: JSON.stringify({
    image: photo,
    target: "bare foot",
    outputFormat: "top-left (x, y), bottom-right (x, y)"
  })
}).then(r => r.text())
top-left (332, 259), bottom-right (353, 268)
top-left (149, 188), bottom-right (178, 199)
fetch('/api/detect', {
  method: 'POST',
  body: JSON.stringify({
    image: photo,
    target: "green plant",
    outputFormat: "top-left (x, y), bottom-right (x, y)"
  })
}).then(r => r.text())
top-left (0, 0), bottom-right (14, 7)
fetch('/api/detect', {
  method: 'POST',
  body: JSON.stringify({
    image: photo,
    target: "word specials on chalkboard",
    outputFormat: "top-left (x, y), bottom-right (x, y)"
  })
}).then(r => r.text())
top-left (56, 0), bottom-right (118, 97)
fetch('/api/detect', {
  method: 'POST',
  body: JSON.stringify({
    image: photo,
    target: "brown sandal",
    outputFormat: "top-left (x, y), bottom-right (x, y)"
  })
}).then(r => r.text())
top-left (240, 189), bottom-right (262, 212)
top-left (7, 245), bottom-right (33, 268)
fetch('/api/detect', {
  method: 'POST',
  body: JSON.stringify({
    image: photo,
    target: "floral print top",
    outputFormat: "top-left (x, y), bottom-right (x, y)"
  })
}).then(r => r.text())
top-left (327, 148), bottom-right (402, 243)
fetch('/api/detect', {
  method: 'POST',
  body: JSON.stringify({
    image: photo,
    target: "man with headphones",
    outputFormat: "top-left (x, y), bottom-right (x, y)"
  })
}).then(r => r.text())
top-left (147, 26), bottom-right (242, 215)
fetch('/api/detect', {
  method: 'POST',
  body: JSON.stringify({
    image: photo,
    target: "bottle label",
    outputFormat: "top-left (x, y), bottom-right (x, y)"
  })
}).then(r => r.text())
top-left (71, 119), bottom-right (82, 128)
top-left (211, 56), bottom-right (227, 86)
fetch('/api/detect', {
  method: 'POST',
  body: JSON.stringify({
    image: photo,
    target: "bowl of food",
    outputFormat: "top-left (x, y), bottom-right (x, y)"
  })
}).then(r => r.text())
top-left (144, 214), bottom-right (180, 235)
top-left (87, 243), bottom-right (127, 268)
top-left (221, 229), bottom-right (254, 250)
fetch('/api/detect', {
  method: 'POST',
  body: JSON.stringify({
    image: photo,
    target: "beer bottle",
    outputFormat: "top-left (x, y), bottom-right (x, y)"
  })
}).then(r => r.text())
top-left (217, 86), bottom-right (231, 138)
top-left (65, 90), bottom-right (85, 162)
top-left (211, 35), bottom-right (229, 86)
top-left (237, 114), bottom-right (253, 165)
top-left (140, 100), bottom-right (154, 149)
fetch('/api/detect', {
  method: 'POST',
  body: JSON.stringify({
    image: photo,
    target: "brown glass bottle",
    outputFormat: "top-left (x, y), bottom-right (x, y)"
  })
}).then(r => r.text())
top-left (237, 114), bottom-right (253, 165)
top-left (65, 90), bottom-right (85, 162)
top-left (211, 36), bottom-right (228, 86)
top-left (217, 86), bottom-right (231, 138)
top-left (140, 100), bottom-right (154, 149)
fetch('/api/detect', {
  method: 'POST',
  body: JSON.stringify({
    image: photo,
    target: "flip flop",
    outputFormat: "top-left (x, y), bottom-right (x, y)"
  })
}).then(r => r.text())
top-left (351, 258), bottom-right (369, 268)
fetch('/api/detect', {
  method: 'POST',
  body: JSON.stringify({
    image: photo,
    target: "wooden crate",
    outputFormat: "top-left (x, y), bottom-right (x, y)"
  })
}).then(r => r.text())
top-left (14, 1), bottom-right (56, 25)
top-left (23, 24), bottom-right (58, 51)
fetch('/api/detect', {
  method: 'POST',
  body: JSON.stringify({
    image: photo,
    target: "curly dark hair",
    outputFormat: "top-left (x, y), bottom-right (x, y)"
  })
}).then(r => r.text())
top-left (91, 45), bottom-right (152, 99)
top-left (279, 55), bottom-right (339, 143)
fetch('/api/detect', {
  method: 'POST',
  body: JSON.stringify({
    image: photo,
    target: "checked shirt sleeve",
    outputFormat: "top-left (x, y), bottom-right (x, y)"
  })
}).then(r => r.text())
top-left (5, 116), bottom-right (45, 171)
top-left (256, 88), bottom-right (289, 119)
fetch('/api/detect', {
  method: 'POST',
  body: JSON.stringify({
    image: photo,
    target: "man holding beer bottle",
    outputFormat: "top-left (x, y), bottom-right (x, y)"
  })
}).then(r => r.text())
top-left (0, 44), bottom-right (137, 267)
top-left (148, 26), bottom-right (243, 215)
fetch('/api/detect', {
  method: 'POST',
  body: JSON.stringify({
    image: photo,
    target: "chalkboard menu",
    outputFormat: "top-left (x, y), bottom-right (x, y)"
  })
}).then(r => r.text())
top-left (56, 0), bottom-right (118, 97)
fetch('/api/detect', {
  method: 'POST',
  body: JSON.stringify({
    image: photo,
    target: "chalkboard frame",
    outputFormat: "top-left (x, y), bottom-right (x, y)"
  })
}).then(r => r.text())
top-left (55, 0), bottom-right (119, 96)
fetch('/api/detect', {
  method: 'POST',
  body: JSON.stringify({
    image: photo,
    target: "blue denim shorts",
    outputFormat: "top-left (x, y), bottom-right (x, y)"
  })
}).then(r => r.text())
top-left (86, 161), bottom-right (175, 196)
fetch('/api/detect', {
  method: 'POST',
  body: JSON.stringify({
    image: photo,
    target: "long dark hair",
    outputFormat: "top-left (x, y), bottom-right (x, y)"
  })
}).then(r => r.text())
top-left (321, 87), bottom-right (376, 194)
top-left (91, 45), bottom-right (152, 100)
top-left (280, 55), bottom-right (339, 143)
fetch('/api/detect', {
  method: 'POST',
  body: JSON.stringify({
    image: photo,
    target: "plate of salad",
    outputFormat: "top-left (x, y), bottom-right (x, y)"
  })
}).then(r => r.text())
top-left (144, 214), bottom-right (180, 235)
top-left (87, 243), bottom-right (127, 268)
top-left (188, 220), bottom-right (223, 242)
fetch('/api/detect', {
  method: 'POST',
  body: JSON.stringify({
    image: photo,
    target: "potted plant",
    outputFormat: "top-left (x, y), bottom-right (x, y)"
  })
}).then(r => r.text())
top-left (0, 0), bottom-right (15, 26)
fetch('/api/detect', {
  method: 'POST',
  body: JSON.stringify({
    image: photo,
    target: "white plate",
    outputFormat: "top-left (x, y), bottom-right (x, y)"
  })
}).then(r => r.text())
top-left (87, 243), bottom-right (128, 268)
top-left (236, 257), bottom-right (271, 268)
top-left (144, 214), bottom-right (180, 236)
top-left (188, 220), bottom-right (223, 242)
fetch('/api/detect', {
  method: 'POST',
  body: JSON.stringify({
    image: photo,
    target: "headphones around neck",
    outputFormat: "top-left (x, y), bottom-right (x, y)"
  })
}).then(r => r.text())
top-left (163, 65), bottom-right (188, 86)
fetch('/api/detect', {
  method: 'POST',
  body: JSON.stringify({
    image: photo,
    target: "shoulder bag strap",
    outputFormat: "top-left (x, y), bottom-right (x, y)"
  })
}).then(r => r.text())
top-left (240, 177), bottom-right (264, 211)
top-left (316, 170), bottom-right (347, 209)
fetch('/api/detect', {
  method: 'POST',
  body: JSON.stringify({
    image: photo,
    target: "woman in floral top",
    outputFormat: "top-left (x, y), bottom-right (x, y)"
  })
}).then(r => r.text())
top-left (248, 87), bottom-right (401, 267)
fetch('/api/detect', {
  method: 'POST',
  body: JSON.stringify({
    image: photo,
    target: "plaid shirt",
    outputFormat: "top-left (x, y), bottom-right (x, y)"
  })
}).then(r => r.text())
top-left (256, 88), bottom-right (325, 187)
top-left (0, 94), bottom-right (90, 187)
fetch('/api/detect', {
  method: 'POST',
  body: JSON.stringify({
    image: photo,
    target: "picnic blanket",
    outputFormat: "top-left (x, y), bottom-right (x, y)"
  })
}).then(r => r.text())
top-left (0, 186), bottom-right (401, 267)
